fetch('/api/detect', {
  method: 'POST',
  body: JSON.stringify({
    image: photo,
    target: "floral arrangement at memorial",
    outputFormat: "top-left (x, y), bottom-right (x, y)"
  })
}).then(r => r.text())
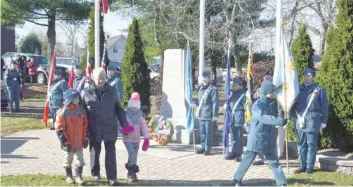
top-left (147, 115), bottom-right (174, 146)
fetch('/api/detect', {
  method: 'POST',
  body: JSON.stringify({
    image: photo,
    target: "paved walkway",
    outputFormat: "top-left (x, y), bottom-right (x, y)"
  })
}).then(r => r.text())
top-left (1, 129), bottom-right (298, 186)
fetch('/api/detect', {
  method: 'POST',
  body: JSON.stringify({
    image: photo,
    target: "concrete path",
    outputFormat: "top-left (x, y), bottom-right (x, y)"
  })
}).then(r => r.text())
top-left (1, 129), bottom-right (298, 186)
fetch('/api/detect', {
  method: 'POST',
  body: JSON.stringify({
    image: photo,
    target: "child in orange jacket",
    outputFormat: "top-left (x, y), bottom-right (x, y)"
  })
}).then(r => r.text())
top-left (55, 88), bottom-right (88, 185)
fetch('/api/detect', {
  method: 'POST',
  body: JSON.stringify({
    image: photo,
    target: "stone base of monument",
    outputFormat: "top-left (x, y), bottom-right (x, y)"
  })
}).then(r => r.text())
top-left (168, 118), bottom-right (201, 145)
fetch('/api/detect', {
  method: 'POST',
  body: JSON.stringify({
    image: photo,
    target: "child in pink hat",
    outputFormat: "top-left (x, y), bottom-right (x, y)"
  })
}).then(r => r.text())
top-left (123, 92), bottom-right (150, 182)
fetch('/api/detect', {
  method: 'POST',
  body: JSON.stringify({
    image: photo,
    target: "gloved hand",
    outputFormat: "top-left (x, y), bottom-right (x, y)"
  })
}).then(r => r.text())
top-left (320, 123), bottom-right (327, 129)
top-left (283, 118), bottom-right (290, 128)
top-left (64, 144), bottom-right (72, 152)
top-left (142, 138), bottom-right (150, 151)
top-left (245, 91), bottom-right (251, 98)
top-left (122, 125), bottom-right (134, 135)
top-left (83, 140), bottom-right (89, 148)
top-left (212, 117), bottom-right (217, 121)
top-left (223, 103), bottom-right (228, 109)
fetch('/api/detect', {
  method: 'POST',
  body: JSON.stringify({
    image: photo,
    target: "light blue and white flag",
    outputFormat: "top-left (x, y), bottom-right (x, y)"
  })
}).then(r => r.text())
top-left (185, 41), bottom-right (194, 133)
top-left (273, 28), bottom-right (300, 116)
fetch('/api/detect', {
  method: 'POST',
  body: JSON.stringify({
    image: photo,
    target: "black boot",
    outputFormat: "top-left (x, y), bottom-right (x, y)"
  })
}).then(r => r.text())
top-left (75, 166), bottom-right (86, 185)
top-left (65, 167), bottom-right (74, 184)
top-left (125, 163), bottom-right (133, 182)
top-left (131, 165), bottom-right (139, 182)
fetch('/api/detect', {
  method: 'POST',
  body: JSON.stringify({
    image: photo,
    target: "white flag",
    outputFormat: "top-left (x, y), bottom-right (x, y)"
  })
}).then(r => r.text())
top-left (273, 28), bottom-right (300, 115)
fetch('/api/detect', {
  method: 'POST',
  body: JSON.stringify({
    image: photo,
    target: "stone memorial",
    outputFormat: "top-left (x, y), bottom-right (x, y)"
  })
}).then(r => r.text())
top-left (160, 49), bottom-right (200, 144)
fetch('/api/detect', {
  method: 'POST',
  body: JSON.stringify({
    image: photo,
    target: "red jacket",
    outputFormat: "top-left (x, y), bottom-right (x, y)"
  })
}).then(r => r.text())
top-left (26, 60), bottom-right (37, 76)
top-left (55, 104), bottom-right (89, 149)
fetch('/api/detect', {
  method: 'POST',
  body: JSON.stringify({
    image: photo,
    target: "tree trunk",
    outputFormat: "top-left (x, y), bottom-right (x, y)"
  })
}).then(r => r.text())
top-left (47, 10), bottom-right (56, 64)
top-left (320, 24), bottom-right (329, 55)
top-left (234, 52), bottom-right (242, 76)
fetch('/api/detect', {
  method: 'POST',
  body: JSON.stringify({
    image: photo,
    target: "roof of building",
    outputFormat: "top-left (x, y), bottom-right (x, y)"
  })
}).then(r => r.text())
top-left (106, 35), bottom-right (126, 47)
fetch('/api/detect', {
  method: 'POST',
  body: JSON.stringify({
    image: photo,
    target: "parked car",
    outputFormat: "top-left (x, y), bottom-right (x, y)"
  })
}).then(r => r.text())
top-left (149, 63), bottom-right (160, 81)
top-left (1, 52), bottom-right (49, 84)
top-left (1, 81), bottom-right (8, 109)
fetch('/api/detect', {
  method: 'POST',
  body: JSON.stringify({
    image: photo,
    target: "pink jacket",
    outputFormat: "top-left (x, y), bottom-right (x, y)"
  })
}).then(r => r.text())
top-left (122, 115), bottom-right (149, 143)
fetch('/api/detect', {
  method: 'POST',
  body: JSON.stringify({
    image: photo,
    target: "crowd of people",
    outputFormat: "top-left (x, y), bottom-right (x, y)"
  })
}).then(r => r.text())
top-left (2, 54), bottom-right (38, 113)
top-left (48, 65), bottom-right (148, 186)
top-left (2, 55), bottom-right (328, 186)
top-left (192, 68), bottom-right (328, 187)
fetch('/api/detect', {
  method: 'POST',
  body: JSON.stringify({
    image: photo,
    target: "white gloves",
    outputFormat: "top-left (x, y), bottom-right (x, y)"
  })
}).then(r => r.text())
top-left (212, 117), bottom-right (217, 121)
top-left (223, 103), bottom-right (228, 109)
top-left (320, 123), bottom-right (327, 129)
top-left (245, 91), bottom-right (251, 98)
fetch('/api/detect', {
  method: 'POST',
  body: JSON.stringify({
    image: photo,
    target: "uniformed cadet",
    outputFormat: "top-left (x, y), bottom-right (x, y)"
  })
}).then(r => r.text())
top-left (4, 62), bottom-right (21, 113)
top-left (224, 77), bottom-right (246, 161)
top-left (49, 69), bottom-right (69, 130)
top-left (191, 71), bottom-right (219, 155)
top-left (106, 66), bottom-right (123, 102)
top-left (233, 81), bottom-right (287, 187)
top-left (73, 68), bottom-right (84, 92)
top-left (291, 67), bottom-right (328, 174)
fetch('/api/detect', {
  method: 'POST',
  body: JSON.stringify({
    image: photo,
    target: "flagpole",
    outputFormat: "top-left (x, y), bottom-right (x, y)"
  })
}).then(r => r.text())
top-left (276, 0), bottom-right (289, 174)
top-left (198, 0), bottom-right (205, 85)
top-left (94, 0), bottom-right (100, 69)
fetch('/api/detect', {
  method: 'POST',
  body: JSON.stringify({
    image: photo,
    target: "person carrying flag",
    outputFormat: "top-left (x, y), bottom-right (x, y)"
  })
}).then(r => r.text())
top-left (49, 69), bottom-right (69, 130)
top-left (291, 67), bottom-right (328, 174)
top-left (73, 68), bottom-right (85, 92)
top-left (223, 77), bottom-right (246, 161)
top-left (191, 70), bottom-right (219, 156)
top-left (233, 81), bottom-right (288, 187)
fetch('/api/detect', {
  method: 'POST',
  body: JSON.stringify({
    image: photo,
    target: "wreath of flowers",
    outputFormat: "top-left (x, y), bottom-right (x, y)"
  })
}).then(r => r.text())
top-left (147, 115), bottom-right (174, 146)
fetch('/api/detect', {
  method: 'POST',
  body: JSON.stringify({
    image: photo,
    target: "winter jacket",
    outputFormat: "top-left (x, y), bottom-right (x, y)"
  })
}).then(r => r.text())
top-left (229, 90), bottom-right (246, 126)
top-left (290, 83), bottom-right (328, 132)
top-left (26, 60), bottom-right (38, 76)
top-left (123, 110), bottom-right (149, 143)
top-left (55, 104), bottom-right (89, 149)
top-left (4, 69), bottom-right (21, 88)
top-left (73, 75), bottom-right (84, 92)
top-left (106, 75), bottom-right (123, 102)
top-left (195, 84), bottom-right (219, 120)
top-left (81, 83), bottom-right (128, 143)
top-left (247, 97), bottom-right (284, 153)
top-left (49, 78), bottom-right (69, 109)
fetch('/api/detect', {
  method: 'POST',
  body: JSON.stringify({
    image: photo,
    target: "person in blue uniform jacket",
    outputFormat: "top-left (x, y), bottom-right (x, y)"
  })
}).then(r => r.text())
top-left (291, 67), bottom-right (328, 174)
top-left (49, 69), bottom-right (69, 130)
top-left (4, 62), bottom-right (21, 113)
top-left (233, 81), bottom-right (288, 187)
top-left (73, 68), bottom-right (85, 92)
top-left (106, 66), bottom-right (123, 102)
top-left (191, 71), bottom-right (219, 155)
top-left (224, 77), bottom-right (246, 161)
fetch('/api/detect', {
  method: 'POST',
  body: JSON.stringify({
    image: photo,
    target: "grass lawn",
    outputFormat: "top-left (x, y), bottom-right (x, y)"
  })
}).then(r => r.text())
top-left (1, 170), bottom-right (353, 186)
top-left (1, 117), bottom-right (44, 137)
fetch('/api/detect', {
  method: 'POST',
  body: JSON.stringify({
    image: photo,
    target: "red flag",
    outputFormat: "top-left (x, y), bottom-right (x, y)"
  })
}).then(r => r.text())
top-left (68, 57), bottom-right (74, 88)
top-left (43, 50), bottom-right (56, 127)
top-left (85, 46), bottom-right (91, 84)
top-left (102, 0), bottom-right (108, 14)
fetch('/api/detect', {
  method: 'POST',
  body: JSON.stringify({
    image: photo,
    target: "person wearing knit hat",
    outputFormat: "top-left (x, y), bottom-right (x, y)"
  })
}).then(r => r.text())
top-left (223, 77), bottom-right (246, 161)
top-left (123, 92), bottom-right (149, 183)
top-left (233, 81), bottom-right (288, 187)
top-left (291, 67), bottom-right (328, 174)
top-left (80, 67), bottom-right (133, 186)
top-left (190, 70), bottom-right (219, 156)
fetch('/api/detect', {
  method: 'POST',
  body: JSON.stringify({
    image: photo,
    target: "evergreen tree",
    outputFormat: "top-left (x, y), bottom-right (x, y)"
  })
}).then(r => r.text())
top-left (291, 24), bottom-right (314, 83)
top-left (83, 6), bottom-right (105, 71)
top-left (122, 19), bottom-right (151, 113)
top-left (316, 0), bottom-right (353, 151)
